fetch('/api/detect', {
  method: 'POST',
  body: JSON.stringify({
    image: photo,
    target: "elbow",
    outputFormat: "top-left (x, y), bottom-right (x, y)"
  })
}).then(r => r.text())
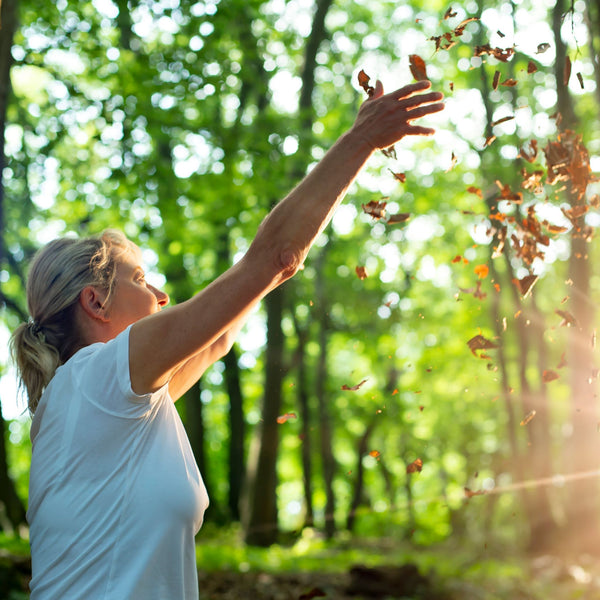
top-left (277, 246), bottom-right (304, 281)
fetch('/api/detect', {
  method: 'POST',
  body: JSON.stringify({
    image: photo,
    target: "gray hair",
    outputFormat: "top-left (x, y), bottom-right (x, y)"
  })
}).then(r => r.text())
top-left (9, 229), bottom-right (135, 414)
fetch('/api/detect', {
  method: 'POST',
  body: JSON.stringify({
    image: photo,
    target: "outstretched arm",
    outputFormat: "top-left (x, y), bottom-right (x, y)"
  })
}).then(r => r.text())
top-left (129, 79), bottom-right (444, 395)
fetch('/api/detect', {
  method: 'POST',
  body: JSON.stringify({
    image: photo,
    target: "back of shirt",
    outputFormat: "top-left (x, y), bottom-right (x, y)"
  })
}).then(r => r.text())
top-left (27, 326), bottom-right (209, 600)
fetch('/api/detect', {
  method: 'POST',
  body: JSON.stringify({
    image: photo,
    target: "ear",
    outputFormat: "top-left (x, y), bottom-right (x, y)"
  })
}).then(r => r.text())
top-left (78, 286), bottom-right (110, 322)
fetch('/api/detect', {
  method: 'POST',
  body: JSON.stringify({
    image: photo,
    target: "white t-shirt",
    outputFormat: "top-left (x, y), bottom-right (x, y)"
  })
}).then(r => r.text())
top-left (27, 326), bottom-right (209, 599)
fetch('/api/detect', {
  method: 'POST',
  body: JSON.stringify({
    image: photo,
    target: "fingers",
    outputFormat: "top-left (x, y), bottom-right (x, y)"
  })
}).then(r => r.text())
top-left (372, 79), bottom-right (384, 99)
top-left (389, 80), bottom-right (432, 100)
top-left (400, 91), bottom-right (444, 110)
top-left (405, 125), bottom-right (436, 136)
top-left (404, 101), bottom-right (445, 121)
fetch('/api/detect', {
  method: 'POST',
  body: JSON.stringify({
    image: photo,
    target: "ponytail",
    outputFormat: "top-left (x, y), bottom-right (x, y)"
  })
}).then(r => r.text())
top-left (9, 229), bottom-right (133, 415)
top-left (9, 322), bottom-right (61, 414)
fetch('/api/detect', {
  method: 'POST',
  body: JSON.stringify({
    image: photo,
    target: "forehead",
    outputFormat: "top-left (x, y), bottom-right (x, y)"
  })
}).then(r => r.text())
top-left (114, 245), bottom-right (143, 272)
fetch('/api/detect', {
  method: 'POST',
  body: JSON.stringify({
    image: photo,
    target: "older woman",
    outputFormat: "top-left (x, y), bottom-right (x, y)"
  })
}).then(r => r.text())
top-left (11, 78), bottom-right (444, 599)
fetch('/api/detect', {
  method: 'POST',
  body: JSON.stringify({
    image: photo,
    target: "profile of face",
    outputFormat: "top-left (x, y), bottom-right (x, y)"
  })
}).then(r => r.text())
top-left (101, 247), bottom-right (169, 335)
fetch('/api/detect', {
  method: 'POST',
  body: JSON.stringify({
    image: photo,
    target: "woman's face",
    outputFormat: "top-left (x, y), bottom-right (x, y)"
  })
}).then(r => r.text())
top-left (104, 248), bottom-right (169, 334)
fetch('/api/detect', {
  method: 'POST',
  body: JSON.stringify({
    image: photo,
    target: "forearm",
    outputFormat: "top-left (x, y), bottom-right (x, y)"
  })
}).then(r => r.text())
top-left (248, 129), bottom-right (373, 276)
top-left (167, 307), bottom-right (253, 400)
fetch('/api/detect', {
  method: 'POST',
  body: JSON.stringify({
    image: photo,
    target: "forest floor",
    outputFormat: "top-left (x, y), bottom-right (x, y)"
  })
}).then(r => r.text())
top-left (4, 534), bottom-right (600, 599)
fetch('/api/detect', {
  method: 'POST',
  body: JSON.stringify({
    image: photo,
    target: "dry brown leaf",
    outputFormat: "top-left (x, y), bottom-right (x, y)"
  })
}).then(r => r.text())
top-left (564, 55), bottom-right (572, 86)
top-left (341, 379), bottom-right (368, 391)
top-left (406, 458), bottom-right (423, 474)
top-left (409, 54), bottom-right (429, 81)
top-left (467, 334), bottom-right (498, 357)
top-left (358, 69), bottom-right (375, 97)
top-left (355, 266), bottom-right (368, 280)
top-left (520, 410), bottom-right (536, 426)
top-left (516, 274), bottom-right (538, 297)
top-left (492, 70), bottom-right (501, 91)
top-left (362, 200), bottom-right (387, 220)
top-left (491, 115), bottom-right (515, 127)
top-left (277, 412), bottom-right (297, 424)
top-left (542, 370), bottom-right (560, 383)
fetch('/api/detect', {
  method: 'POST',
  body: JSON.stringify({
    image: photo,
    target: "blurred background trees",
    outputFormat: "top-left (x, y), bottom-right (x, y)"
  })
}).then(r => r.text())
top-left (1, 0), bottom-right (600, 562)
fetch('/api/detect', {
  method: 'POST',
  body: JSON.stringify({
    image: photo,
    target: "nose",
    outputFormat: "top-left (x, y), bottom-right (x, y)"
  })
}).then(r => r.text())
top-left (149, 285), bottom-right (169, 308)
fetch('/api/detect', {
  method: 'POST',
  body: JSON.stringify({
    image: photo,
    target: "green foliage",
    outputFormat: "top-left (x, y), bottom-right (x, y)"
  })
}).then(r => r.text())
top-left (2, 0), bottom-right (600, 580)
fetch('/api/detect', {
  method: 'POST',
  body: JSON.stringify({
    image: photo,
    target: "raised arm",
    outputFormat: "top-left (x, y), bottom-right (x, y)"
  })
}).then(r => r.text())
top-left (129, 79), bottom-right (444, 395)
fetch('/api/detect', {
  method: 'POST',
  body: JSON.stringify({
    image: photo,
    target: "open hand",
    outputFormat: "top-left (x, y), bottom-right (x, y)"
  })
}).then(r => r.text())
top-left (351, 80), bottom-right (445, 151)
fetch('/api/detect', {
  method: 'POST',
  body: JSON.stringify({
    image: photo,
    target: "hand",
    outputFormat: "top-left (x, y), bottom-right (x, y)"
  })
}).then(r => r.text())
top-left (351, 79), bottom-right (445, 151)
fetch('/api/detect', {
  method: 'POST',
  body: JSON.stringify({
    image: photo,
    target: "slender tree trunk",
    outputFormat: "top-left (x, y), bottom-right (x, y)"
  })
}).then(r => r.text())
top-left (346, 419), bottom-right (376, 532)
top-left (244, 285), bottom-right (286, 546)
top-left (315, 245), bottom-right (336, 539)
top-left (0, 0), bottom-right (27, 532)
top-left (223, 345), bottom-right (245, 521)
top-left (292, 315), bottom-right (314, 528)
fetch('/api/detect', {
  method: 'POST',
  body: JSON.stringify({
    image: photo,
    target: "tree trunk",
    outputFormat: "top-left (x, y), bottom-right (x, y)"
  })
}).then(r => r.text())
top-left (0, 0), bottom-right (27, 532)
top-left (183, 380), bottom-right (222, 521)
top-left (0, 411), bottom-right (27, 531)
top-left (315, 245), bottom-right (336, 539)
top-left (244, 285), bottom-right (286, 546)
top-left (223, 345), bottom-right (245, 522)
top-left (292, 313), bottom-right (314, 528)
top-left (346, 419), bottom-right (376, 532)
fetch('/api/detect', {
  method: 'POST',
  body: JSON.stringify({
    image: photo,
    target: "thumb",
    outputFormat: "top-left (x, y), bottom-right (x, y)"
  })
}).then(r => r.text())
top-left (372, 79), bottom-right (384, 99)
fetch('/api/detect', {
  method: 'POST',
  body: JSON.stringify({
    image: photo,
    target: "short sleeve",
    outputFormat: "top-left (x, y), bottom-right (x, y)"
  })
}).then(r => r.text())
top-left (72, 325), bottom-right (169, 418)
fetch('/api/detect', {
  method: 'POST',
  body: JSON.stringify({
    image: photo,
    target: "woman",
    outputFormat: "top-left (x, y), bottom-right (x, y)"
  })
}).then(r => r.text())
top-left (11, 78), bottom-right (444, 599)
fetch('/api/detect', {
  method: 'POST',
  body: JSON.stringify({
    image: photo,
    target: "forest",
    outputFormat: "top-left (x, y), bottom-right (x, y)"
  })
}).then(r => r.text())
top-left (1, 0), bottom-right (600, 598)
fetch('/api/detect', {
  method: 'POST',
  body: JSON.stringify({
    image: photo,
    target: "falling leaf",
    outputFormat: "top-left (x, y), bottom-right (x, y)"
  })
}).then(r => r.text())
top-left (449, 81), bottom-right (454, 91)
top-left (492, 70), bottom-right (501, 91)
top-left (564, 55), bottom-right (571, 86)
top-left (527, 61), bottom-right (538, 74)
top-left (452, 255), bottom-right (463, 263)
top-left (520, 410), bottom-right (536, 426)
top-left (387, 212), bottom-right (411, 224)
top-left (516, 274), bottom-right (538, 297)
top-left (557, 353), bottom-right (568, 369)
top-left (444, 7), bottom-right (457, 19)
top-left (542, 370), bottom-right (560, 383)
top-left (381, 145), bottom-right (397, 159)
top-left (474, 264), bottom-right (489, 279)
top-left (467, 334), bottom-right (498, 358)
top-left (497, 30), bottom-right (505, 38)
top-left (577, 72), bottom-right (584, 89)
top-left (536, 42), bottom-right (551, 54)
top-left (460, 281), bottom-right (487, 300)
top-left (501, 78), bottom-right (518, 87)
top-left (355, 266), bottom-right (368, 280)
top-left (389, 169), bottom-right (406, 183)
top-left (362, 200), bottom-right (387, 220)
top-left (369, 450), bottom-right (381, 458)
top-left (474, 44), bottom-right (514, 62)
top-left (342, 379), bottom-right (368, 391)
top-left (464, 487), bottom-right (486, 498)
top-left (358, 69), bottom-right (375, 97)
top-left (277, 412), bottom-right (297, 424)
top-left (409, 54), bottom-right (429, 81)
top-left (491, 115), bottom-right (515, 127)
top-left (406, 458), bottom-right (423, 474)
top-left (446, 151), bottom-right (458, 172)
top-left (467, 186), bottom-right (483, 198)
top-left (484, 135), bottom-right (497, 148)
top-left (556, 309), bottom-right (578, 328)
top-left (519, 139), bottom-right (538, 163)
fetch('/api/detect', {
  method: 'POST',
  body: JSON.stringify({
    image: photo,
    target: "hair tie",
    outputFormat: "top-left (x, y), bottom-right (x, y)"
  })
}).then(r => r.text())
top-left (28, 319), bottom-right (46, 343)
